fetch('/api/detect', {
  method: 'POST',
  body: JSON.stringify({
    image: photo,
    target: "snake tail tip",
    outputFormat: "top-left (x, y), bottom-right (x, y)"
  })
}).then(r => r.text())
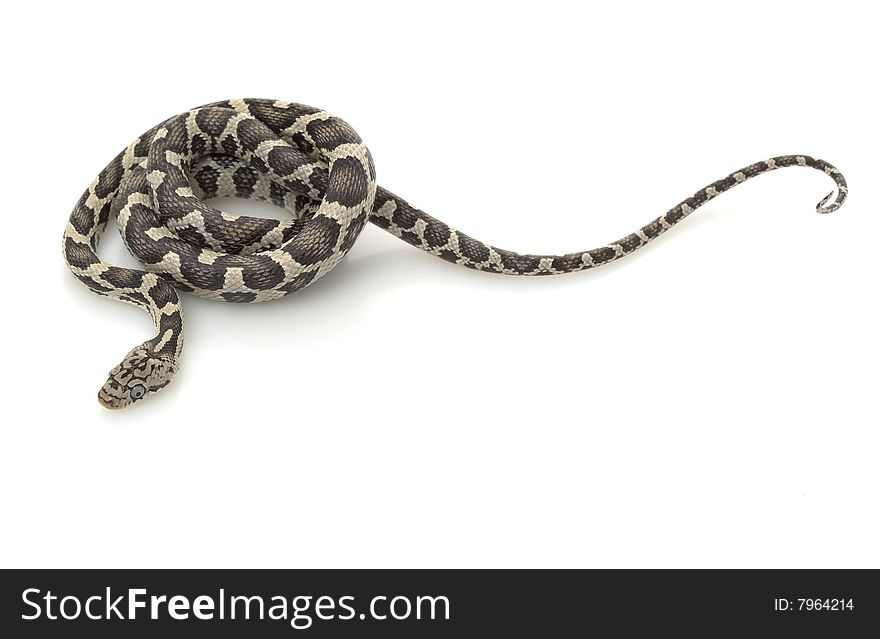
top-left (815, 190), bottom-right (843, 215)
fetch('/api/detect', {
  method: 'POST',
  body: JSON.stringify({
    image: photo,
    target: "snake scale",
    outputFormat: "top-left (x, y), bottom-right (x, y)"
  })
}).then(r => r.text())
top-left (63, 98), bottom-right (848, 409)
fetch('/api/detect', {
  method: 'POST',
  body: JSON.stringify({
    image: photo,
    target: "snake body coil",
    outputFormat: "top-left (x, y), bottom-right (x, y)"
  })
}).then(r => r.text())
top-left (63, 98), bottom-right (848, 409)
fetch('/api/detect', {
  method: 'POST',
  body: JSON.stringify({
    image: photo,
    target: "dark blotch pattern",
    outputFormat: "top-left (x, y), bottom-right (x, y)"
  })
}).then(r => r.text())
top-left (221, 292), bottom-right (258, 303)
top-left (284, 216), bottom-right (341, 265)
top-left (94, 154), bottom-right (124, 198)
top-left (221, 135), bottom-right (239, 156)
top-left (615, 234), bottom-right (643, 253)
top-left (102, 267), bottom-right (145, 289)
top-left (498, 251), bottom-right (541, 273)
top-left (423, 221), bottom-right (450, 248)
top-left (551, 254), bottom-right (583, 272)
top-left (235, 118), bottom-right (272, 152)
top-left (148, 280), bottom-right (179, 307)
top-left (122, 291), bottom-right (149, 307)
top-left (195, 108), bottom-right (234, 138)
top-left (193, 165), bottom-right (220, 197)
top-left (340, 212), bottom-right (367, 254)
top-left (436, 249), bottom-right (460, 264)
top-left (456, 232), bottom-right (490, 263)
top-left (211, 153), bottom-right (239, 169)
top-left (202, 215), bottom-right (282, 253)
top-left (588, 247), bottom-right (616, 264)
top-left (325, 156), bottom-right (369, 208)
top-left (665, 207), bottom-right (686, 225)
top-left (232, 166), bottom-right (258, 196)
top-left (242, 99), bottom-right (321, 131)
top-left (400, 230), bottom-right (419, 246)
top-left (641, 220), bottom-right (665, 239)
top-left (306, 117), bottom-right (361, 151)
top-left (69, 194), bottom-right (96, 235)
top-left (174, 227), bottom-right (210, 249)
top-left (291, 132), bottom-right (314, 155)
top-left (76, 273), bottom-right (112, 294)
top-left (242, 256), bottom-right (285, 290)
top-left (268, 181), bottom-right (289, 207)
top-left (190, 133), bottom-right (207, 156)
top-left (279, 270), bottom-right (317, 293)
top-left (266, 146), bottom-right (313, 180)
top-left (65, 238), bottom-right (100, 269)
top-left (180, 260), bottom-right (225, 290)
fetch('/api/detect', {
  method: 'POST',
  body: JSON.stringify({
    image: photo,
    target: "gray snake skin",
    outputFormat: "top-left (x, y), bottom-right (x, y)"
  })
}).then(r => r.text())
top-left (63, 98), bottom-right (849, 409)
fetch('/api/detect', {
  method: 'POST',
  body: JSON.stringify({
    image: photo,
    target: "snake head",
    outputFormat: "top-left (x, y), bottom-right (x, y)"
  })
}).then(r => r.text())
top-left (98, 346), bottom-right (179, 409)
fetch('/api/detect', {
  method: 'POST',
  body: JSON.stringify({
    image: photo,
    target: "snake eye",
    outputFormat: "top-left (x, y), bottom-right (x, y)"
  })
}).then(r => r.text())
top-left (130, 384), bottom-right (146, 399)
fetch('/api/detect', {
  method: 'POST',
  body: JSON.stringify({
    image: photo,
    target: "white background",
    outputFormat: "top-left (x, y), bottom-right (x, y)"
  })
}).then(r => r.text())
top-left (1, 1), bottom-right (876, 568)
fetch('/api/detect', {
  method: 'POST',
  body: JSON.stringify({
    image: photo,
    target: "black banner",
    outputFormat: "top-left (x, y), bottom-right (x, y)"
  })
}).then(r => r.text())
top-left (1, 569), bottom-right (876, 637)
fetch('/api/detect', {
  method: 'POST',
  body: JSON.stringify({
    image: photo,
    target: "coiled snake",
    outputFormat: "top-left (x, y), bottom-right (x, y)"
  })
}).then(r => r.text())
top-left (63, 99), bottom-right (849, 409)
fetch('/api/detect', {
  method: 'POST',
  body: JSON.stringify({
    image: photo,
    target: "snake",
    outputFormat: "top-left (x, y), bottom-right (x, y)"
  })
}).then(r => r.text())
top-left (63, 98), bottom-right (849, 409)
